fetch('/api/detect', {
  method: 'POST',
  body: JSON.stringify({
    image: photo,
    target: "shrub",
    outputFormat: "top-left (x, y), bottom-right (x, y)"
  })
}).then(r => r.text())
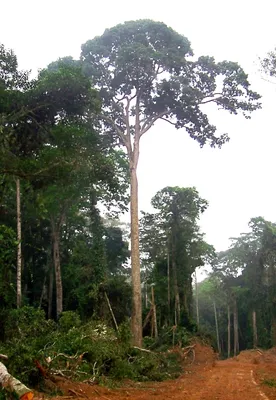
top-left (58, 311), bottom-right (81, 332)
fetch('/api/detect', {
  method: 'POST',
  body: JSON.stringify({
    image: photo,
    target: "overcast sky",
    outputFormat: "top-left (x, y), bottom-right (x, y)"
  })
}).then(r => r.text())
top-left (1, 0), bottom-right (276, 255)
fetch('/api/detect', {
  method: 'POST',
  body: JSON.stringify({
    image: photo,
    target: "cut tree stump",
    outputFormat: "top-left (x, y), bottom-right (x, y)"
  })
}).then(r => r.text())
top-left (0, 361), bottom-right (34, 400)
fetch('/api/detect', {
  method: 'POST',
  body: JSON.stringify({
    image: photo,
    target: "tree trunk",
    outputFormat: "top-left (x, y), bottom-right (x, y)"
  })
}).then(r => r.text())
top-left (39, 275), bottom-right (47, 308)
top-left (167, 250), bottom-right (170, 320)
top-left (233, 299), bottom-right (239, 356)
top-left (171, 233), bottom-right (180, 324)
top-left (145, 280), bottom-right (149, 309)
top-left (0, 361), bottom-right (33, 400)
top-left (272, 303), bottom-right (276, 346)
top-left (213, 300), bottom-right (221, 354)
top-left (130, 167), bottom-right (142, 346)
top-left (48, 265), bottom-right (54, 319)
top-left (195, 270), bottom-right (199, 326)
top-left (252, 309), bottom-right (258, 348)
top-left (51, 220), bottom-right (63, 318)
top-left (183, 288), bottom-right (189, 315)
top-left (227, 304), bottom-right (231, 358)
top-left (16, 178), bottom-right (22, 308)
top-left (104, 292), bottom-right (118, 331)
top-left (151, 286), bottom-right (158, 339)
top-left (172, 257), bottom-right (180, 324)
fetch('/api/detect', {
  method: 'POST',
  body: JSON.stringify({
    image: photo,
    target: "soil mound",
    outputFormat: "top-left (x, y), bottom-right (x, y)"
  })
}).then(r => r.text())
top-left (236, 347), bottom-right (276, 364)
top-left (192, 341), bottom-right (216, 365)
top-left (172, 340), bottom-right (216, 365)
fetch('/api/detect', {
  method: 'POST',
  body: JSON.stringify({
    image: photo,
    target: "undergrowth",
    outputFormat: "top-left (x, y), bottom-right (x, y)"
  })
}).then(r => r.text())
top-left (0, 307), bottom-right (183, 391)
top-left (262, 378), bottom-right (276, 387)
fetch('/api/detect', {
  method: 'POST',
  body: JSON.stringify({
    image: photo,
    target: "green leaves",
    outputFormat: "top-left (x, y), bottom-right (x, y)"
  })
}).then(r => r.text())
top-left (140, 186), bottom-right (213, 326)
top-left (81, 19), bottom-right (261, 149)
top-left (261, 49), bottom-right (276, 77)
top-left (33, 61), bottom-right (100, 121)
top-left (0, 43), bottom-right (29, 91)
top-left (81, 19), bottom-right (192, 92)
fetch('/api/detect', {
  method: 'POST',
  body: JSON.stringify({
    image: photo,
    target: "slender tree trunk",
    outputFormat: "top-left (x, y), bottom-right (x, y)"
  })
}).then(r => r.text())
top-left (172, 257), bottom-right (180, 324)
top-left (145, 281), bottom-right (148, 309)
top-left (151, 285), bottom-right (158, 338)
top-left (130, 167), bottom-right (142, 346)
top-left (51, 220), bottom-right (63, 318)
top-left (213, 300), bottom-right (221, 354)
top-left (48, 265), bottom-right (54, 319)
top-left (171, 231), bottom-right (180, 324)
top-left (39, 275), bottom-right (47, 308)
top-left (227, 304), bottom-right (231, 358)
top-left (233, 299), bottom-right (239, 356)
top-left (16, 178), bottom-right (22, 308)
top-left (167, 250), bottom-right (170, 320)
top-left (195, 270), bottom-right (199, 326)
top-left (271, 265), bottom-right (276, 345)
top-left (104, 292), bottom-right (118, 331)
top-left (183, 288), bottom-right (189, 315)
top-left (252, 309), bottom-right (258, 348)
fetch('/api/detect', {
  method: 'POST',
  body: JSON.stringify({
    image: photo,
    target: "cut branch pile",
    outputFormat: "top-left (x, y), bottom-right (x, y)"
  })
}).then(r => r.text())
top-left (44, 352), bottom-right (88, 379)
top-left (166, 344), bottom-right (196, 364)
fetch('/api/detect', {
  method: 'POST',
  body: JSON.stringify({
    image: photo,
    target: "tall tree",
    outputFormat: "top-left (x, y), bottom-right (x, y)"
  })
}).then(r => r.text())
top-left (140, 186), bottom-right (214, 328)
top-left (81, 20), bottom-right (261, 345)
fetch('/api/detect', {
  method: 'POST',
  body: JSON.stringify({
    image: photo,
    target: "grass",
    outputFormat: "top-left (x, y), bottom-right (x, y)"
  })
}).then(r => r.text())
top-left (262, 378), bottom-right (276, 387)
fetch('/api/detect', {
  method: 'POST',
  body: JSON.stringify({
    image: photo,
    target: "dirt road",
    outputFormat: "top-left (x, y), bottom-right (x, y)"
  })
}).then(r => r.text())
top-left (50, 360), bottom-right (276, 400)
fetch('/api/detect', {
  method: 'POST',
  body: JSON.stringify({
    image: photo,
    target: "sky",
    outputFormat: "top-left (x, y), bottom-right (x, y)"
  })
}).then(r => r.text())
top-left (1, 0), bottom-right (276, 256)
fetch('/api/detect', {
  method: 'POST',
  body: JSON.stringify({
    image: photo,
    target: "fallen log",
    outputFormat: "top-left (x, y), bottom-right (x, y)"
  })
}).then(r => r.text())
top-left (0, 361), bottom-right (34, 400)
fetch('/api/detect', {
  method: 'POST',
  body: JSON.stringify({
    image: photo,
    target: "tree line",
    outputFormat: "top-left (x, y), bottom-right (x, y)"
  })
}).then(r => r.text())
top-left (196, 217), bottom-right (276, 356)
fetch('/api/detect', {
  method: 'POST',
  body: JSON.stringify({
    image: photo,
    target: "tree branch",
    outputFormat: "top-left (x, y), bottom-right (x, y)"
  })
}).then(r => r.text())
top-left (124, 98), bottom-right (133, 157)
top-left (201, 97), bottom-right (222, 105)
top-left (132, 94), bottom-right (141, 169)
top-left (99, 114), bottom-right (128, 148)
top-left (160, 117), bottom-right (177, 126)
top-left (140, 110), bottom-right (172, 137)
top-left (134, 94), bottom-right (140, 137)
top-left (114, 94), bottom-right (128, 103)
top-left (200, 93), bottom-right (223, 105)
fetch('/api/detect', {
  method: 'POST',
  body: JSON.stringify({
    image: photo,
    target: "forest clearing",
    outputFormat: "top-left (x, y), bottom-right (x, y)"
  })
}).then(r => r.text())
top-left (20, 345), bottom-right (276, 400)
top-left (1, 6), bottom-right (276, 400)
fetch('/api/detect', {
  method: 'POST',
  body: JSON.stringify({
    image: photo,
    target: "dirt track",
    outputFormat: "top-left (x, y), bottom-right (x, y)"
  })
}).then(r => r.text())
top-left (48, 360), bottom-right (276, 400)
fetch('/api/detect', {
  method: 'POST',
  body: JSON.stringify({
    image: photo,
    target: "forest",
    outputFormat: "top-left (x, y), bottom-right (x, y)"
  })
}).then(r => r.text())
top-left (1, 18), bottom-right (276, 399)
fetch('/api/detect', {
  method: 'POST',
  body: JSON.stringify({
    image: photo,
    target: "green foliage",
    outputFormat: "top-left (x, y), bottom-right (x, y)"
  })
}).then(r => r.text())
top-left (140, 186), bottom-right (214, 327)
top-left (146, 326), bottom-right (191, 351)
top-left (58, 311), bottom-right (81, 332)
top-left (261, 49), bottom-right (276, 78)
top-left (262, 378), bottom-right (276, 388)
top-left (1, 310), bottom-right (182, 387)
top-left (198, 216), bottom-right (276, 356)
top-left (1, 307), bottom-right (56, 385)
top-left (0, 388), bottom-right (19, 400)
top-left (104, 226), bottom-right (130, 275)
top-left (4, 306), bottom-right (55, 340)
top-left (0, 224), bottom-right (17, 309)
top-left (81, 19), bottom-right (261, 148)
